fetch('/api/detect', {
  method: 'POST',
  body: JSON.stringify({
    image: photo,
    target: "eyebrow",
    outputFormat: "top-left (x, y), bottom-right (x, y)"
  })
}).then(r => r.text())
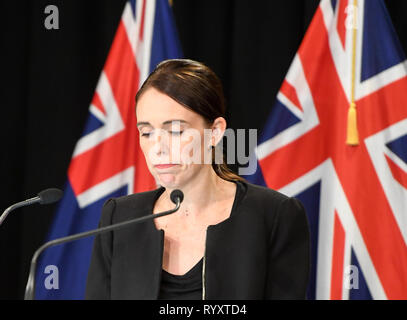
top-left (136, 119), bottom-right (189, 127)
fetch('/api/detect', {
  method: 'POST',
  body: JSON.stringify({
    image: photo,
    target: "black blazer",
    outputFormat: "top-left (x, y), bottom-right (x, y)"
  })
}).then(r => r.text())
top-left (85, 180), bottom-right (310, 299)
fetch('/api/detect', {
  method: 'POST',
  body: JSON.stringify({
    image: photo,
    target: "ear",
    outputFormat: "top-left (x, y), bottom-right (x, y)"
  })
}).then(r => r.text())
top-left (210, 117), bottom-right (227, 146)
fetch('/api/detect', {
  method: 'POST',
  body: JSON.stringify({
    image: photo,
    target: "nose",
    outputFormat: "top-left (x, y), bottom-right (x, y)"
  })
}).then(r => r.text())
top-left (148, 130), bottom-right (171, 164)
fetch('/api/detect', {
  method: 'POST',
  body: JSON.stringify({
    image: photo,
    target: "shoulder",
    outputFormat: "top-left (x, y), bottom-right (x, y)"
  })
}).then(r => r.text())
top-left (99, 187), bottom-right (164, 224)
top-left (115, 187), bottom-right (164, 208)
top-left (239, 180), bottom-right (307, 225)
top-left (241, 180), bottom-right (292, 208)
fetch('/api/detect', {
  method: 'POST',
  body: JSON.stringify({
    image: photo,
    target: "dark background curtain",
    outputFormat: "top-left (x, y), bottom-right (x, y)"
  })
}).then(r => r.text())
top-left (1, 0), bottom-right (406, 299)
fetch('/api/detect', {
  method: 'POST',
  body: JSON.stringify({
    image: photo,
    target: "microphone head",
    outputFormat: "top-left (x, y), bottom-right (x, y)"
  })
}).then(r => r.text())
top-left (170, 189), bottom-right (184, 205)
top-left (38, 188), bottom-right (63, 205)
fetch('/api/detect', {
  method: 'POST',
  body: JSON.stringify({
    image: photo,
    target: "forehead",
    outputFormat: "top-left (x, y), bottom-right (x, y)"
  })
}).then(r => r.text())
top-left (136, 87), bottom-right (204, 126)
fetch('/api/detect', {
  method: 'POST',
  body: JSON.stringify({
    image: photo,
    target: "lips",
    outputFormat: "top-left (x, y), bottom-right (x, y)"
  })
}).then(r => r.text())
top-left (154, 164), bottom-right (178, 169)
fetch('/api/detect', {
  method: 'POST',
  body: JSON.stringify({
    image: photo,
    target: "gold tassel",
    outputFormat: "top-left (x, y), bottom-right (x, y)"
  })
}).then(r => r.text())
top-left (346, 0), bottom-right (359, 146)
top-left (346, 102), bottom-right (359, 145)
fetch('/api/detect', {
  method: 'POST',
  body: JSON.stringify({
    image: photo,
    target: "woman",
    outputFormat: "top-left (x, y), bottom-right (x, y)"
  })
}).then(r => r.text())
top-left (85, 59), bottom-right (310, 300)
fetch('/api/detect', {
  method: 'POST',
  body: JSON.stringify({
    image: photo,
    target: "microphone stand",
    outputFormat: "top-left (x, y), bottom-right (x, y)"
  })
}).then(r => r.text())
top-left (24, 198), bottom-right (181, 300)
top-left (0, 197), bottom-right (40, 226)
top-left (1, 188), bottom-right (63, 227)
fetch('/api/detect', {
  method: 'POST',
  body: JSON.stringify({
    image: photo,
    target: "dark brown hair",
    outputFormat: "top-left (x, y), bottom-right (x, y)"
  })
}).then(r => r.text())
top-left (135, 59), bottom-right (245, 183)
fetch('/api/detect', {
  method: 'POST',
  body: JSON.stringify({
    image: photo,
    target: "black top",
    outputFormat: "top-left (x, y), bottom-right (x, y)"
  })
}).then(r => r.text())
top-left (86, 180), bottom-right (311, 299)
top-left (158, 257), bottom-right (203, 300)
top-left (157, 181), bottom-right (245, 300)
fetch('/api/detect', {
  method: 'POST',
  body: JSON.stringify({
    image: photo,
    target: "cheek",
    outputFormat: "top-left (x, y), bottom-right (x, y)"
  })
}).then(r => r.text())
top-left (178, 130), bottom-right (210, 163)
top-left (139, 138), bottom-right (152, 161)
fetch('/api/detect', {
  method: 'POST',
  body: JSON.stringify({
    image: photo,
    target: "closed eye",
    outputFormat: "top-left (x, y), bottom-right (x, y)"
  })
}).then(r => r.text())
top-left (140, 130), bottom-right (184, 137)
top-left (141, 132), bottom-right (151, 137)
top-left (169, 131), bottom-right (184, 135)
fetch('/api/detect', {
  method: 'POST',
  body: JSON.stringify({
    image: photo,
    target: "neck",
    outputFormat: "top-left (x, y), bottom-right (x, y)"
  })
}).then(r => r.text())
top-left (162, 167), bottom-right (235, 216)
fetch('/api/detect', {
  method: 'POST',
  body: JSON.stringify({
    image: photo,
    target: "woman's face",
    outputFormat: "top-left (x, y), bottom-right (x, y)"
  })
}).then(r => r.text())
top-left (136, 87), bottom-right (215, 189)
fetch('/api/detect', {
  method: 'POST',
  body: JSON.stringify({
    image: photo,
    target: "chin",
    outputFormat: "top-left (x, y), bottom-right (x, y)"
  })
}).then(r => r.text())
top-left (156, 173), bottom-right (182, 189)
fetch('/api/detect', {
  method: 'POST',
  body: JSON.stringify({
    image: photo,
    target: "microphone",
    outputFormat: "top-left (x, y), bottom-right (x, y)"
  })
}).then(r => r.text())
top-left (24, 189), bottom-right (184, 300)
top-left (170, 189), bottom-right (184, 204)
top-left (0, 188), bottom-right (63, 226)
